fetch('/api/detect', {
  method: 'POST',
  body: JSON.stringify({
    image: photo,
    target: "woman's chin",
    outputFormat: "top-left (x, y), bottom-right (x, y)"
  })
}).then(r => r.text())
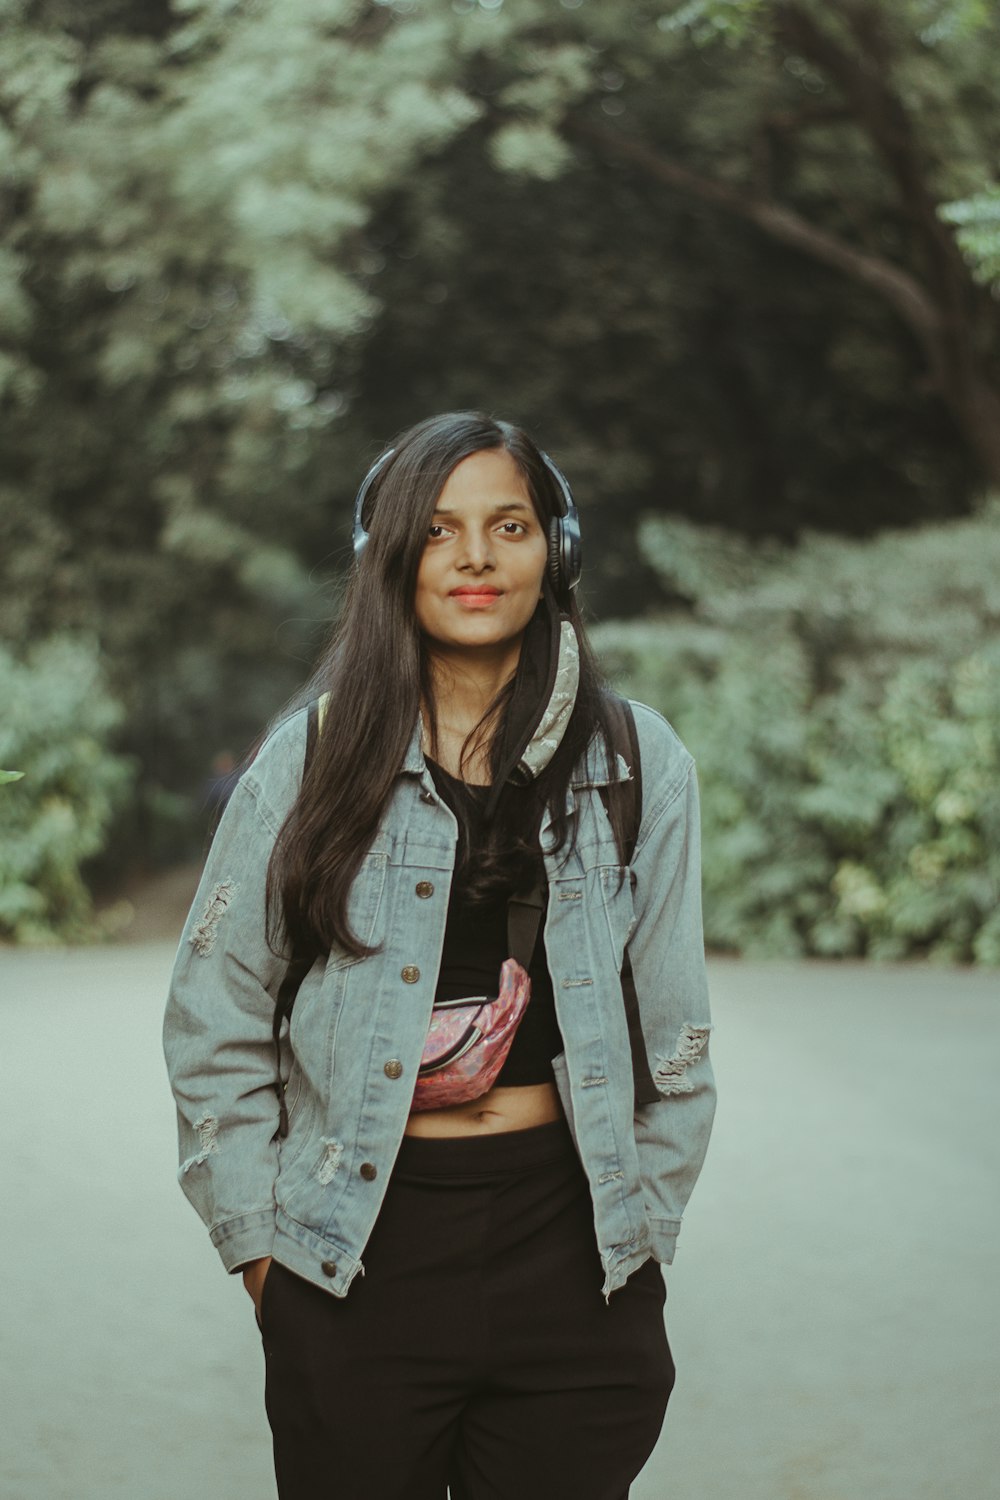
top-left (423, 620), bottom-right (530, 655)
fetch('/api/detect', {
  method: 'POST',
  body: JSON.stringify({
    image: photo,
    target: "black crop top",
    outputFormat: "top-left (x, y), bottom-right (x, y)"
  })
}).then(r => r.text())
top-left (425, 758), bottom-right (562, 1087)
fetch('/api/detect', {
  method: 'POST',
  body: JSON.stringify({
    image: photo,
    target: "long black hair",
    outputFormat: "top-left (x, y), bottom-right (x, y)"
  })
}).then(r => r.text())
top-left (257, 411), bottom-right (628, 965)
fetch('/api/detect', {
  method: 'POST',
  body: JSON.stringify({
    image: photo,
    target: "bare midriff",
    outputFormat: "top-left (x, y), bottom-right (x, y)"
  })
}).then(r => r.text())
top-left (403, 1080), bottom-right (563, 1137)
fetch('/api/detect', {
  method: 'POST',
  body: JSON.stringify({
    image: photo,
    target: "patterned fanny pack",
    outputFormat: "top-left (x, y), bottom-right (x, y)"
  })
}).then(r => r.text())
top-left (409, 882), bottom-right (545, 1113)
top-left (410, 957), bottom-right (532, 1111)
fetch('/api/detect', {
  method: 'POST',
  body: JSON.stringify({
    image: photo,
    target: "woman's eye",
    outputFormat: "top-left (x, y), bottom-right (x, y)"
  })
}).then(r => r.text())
top-left (428, 524), bottom-right (449, 539)
top-left (499, 521), bottom-right (526, 535)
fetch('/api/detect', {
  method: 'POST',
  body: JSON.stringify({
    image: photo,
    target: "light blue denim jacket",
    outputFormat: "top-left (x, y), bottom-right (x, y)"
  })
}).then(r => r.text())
top-left (162, 699), bottom-right (715, 1302)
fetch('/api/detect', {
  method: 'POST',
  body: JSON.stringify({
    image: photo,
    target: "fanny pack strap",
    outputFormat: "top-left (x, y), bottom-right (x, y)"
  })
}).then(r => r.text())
top-left (506, 880), bottom-right (546, 972)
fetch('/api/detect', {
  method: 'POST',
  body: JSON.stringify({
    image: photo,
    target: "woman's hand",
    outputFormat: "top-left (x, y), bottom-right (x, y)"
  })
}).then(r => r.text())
top-left (242, 1255), bottom-right (273, 1324)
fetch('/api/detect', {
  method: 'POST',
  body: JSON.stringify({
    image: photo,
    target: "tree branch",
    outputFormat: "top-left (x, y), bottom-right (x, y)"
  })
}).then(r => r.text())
top-left (564, 113), bottom-right (944, 346)
top-left (772, 4), bottom-right (969, 290)
top-left (770, 3), bottom-right (1000, 432)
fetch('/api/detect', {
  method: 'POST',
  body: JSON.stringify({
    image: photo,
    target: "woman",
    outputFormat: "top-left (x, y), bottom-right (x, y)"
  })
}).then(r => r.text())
top-left (163, 411), bottom-right (715, 1500)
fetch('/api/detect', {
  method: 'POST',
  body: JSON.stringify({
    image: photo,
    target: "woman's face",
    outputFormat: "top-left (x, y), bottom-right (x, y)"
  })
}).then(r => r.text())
top-left (414, 448), bottom-right (550, 663)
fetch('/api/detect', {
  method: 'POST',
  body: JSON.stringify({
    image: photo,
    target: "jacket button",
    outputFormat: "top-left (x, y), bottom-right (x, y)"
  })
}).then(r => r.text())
top-left (415, 880), bottom-right (434, 898)
top-left (420, 790), bottom-right (435, 804)
top-left (401, 965), bottom-right (420, 983)
top-left (321, 1259), bottom-right (337, 1277)
top-left (359, 1162), bottom-right (378, 1181)
top-left (384, 1059), bottom-right (403, 1079)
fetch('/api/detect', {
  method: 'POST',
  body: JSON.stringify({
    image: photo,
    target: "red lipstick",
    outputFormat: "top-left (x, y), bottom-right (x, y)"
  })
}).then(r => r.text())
top-left (449, 585), bottom-right (502, 608)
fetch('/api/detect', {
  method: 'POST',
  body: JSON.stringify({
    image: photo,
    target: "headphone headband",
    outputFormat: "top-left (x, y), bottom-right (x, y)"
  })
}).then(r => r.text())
top-left (352, 448), bottom-right (397, 562)
top-left (352, 444), bottom-right (582, 598)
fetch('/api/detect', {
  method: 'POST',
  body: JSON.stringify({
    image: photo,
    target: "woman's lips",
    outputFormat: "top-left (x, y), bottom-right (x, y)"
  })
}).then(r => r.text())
top-left (449, 589), bottom-right (503, 609)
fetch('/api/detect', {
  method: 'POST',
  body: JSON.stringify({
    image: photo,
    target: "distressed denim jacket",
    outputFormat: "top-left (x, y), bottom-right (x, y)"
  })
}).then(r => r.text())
top-left (162, 699), bottom-right (716, 1303)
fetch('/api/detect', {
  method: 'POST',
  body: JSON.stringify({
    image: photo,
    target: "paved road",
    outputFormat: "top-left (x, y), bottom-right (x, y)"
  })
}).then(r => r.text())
top-left (2, 945), bottom-right (997, 1500)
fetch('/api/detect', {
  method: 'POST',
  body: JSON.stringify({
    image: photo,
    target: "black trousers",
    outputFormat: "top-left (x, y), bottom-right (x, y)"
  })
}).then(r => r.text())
top-left (258, 1117), bottom-right (675, 1500)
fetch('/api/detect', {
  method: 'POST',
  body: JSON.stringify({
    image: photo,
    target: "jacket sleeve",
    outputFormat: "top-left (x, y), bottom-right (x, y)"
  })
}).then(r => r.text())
top-left (162, 773), bottom-right (292, 1275)
top-left (627, 705), bottom-right (716, 1266)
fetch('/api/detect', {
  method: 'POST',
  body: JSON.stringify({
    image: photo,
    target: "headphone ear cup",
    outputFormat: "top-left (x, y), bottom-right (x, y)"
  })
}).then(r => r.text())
top-left (538, 450), bottom-right (581, 599)
top-left (547, 517), bottom-right (563, 594)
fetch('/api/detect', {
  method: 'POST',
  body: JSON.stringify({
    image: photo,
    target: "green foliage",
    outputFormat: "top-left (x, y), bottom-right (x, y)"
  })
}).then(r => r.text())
top-left (594, 502), bottom-right (1000, 963)
top-left (489, 121), bottom-right (574, 179)
top-left (939, 187), bottom-right (1000, 288)
top-left (4, 0), bottom-right (1000, 885)
top-left (0, 637), bottom-right (137, 943)
top-left (654, 0), bottom-right (769, 47)
top-left (352, 0), bottom-right (998, 578)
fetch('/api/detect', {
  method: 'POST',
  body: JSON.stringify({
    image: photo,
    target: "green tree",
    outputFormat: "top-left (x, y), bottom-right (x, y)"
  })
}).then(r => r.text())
top-left (0, 636), bottom-right (136, 942)
top-left (479, 0), bottom-right (1000, 485)
top-left (594, 498), bottom-right (1000, 963)
top-left (3, 0), bottom-right (999, 873)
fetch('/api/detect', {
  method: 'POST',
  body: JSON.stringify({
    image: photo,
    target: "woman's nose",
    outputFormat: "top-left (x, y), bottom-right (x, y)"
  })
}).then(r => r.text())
top-left (458, 529), bottom-right (496, 571)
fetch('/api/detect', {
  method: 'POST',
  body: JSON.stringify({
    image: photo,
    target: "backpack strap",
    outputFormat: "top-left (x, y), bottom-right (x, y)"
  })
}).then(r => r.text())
top-left (305, 691), bottom-right (321, 763)
top-left (599, 694), bottom-right (642, 864)
top-left (503, 695), bottom-right (658, 1109)
top-left (273, 954), bottom-right (311, 1139)
top-left (598, 695), bottom-right (660, 1108)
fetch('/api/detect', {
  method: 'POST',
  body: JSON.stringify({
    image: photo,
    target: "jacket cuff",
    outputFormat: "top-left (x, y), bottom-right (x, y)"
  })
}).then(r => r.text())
top-left (647, 1216), bottom-right (681, 1266)
top-left (209, 1208), bottom-right (277, 1274)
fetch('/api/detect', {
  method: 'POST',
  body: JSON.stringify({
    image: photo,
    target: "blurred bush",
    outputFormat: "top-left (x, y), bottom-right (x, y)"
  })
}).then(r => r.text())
top-left (593, 502), bottom-right (1000, 964)
top-left (0, 637), bottom-right (137, 943)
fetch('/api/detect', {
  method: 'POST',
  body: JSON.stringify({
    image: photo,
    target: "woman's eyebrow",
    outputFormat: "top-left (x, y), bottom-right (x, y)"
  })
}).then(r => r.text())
top-left (432, 500), bottom-right (534, 518)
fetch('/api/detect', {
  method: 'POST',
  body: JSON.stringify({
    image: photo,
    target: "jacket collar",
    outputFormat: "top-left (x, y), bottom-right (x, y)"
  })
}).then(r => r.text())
top-left (570, 732), bottom-right (633, 790)
top-left (402, 715), bottom-right (427, 777)
top-left (400, 713), bottom-right (632, 790)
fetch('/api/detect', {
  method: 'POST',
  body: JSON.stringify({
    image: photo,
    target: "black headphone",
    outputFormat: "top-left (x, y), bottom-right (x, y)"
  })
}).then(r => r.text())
top-left (352, 446), bottom-right (582, 600)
